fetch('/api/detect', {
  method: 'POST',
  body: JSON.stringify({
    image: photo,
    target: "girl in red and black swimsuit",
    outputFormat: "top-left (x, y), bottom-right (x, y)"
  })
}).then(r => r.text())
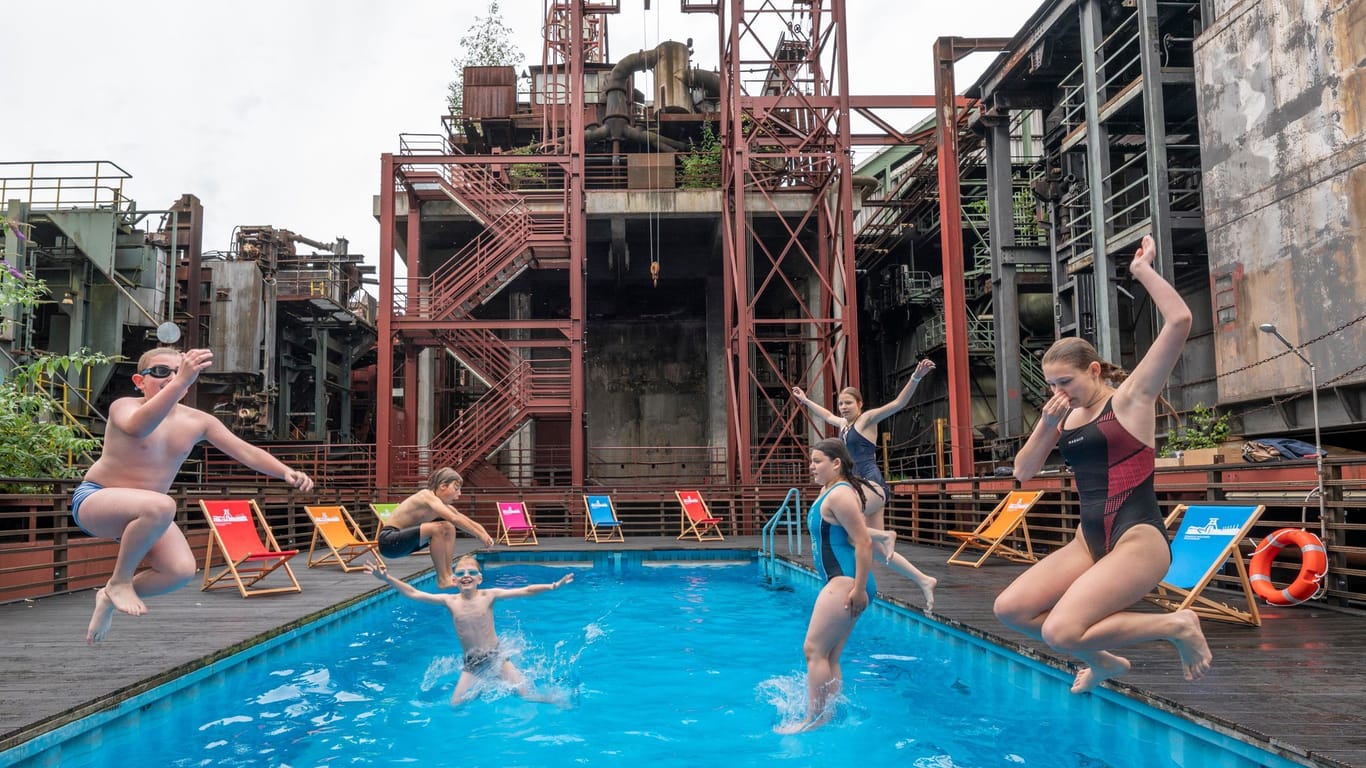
top-left (993, 234), bottom-right (1213, 695)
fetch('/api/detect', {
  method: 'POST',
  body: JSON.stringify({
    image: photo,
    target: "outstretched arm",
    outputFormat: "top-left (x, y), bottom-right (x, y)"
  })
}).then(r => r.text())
top-left (791, 387), bottom-right (845, 428)
top-left (203, 417), bottom-right (314, 491)
top-left (1117, 235), bottom-right (1192, 405)
top-left (859, 359), bottom-right (936, 427)
top-left (487, 573), bottom-right (574, 600)
top-left (363, 561), bottom-right (447, 605)
top-left (438, 505), bottom-right (496, 547)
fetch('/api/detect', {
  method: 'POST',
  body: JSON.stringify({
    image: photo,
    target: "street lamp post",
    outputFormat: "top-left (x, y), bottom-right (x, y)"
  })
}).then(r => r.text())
top-left (1258, 323), bottom-right (1327, 539)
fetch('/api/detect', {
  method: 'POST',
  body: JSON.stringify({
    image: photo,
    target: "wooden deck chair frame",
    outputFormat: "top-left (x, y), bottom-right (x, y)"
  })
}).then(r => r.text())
top-left (675, 490), bottom-right (724, 541)
top-left (946, 490), bottom-right (1044, 567)
top-left (370, 502), bottom-right (428, 555)
top-left (199, 499), bottom-right (301, 598)
top-left (582, 494), bottom-right (625, 543)
top-left (304, 505), bottom-right (383, 572)
top-left (496, 501), bottom-right (539, 546)
top-left (1145, 503), bottom-right (1265, 626)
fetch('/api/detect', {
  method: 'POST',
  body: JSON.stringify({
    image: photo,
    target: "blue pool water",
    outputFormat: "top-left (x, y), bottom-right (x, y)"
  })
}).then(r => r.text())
top-left (3, 552), bottom-right (1305, 768)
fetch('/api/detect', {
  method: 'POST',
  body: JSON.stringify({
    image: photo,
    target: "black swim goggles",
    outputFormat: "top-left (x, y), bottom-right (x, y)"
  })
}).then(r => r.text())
top-left (138, 365), bottom-right (179, 379)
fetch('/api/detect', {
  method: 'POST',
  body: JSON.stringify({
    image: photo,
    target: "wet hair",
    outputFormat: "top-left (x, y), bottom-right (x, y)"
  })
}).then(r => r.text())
top-left (811, 437), bottom-right (873, 511)
top-left (837, 387), bottom-right (864, 407)
top-left (136, 347), bottom-right (179, 370)
top-left (428, 467), bottom-right (463, 491)
top-left (455, 554), bottom-right (480, 572)
top-left (1040, 337), bottom-right (1129, 386)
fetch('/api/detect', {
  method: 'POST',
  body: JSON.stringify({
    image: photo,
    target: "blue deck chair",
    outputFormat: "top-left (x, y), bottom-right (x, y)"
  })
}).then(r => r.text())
top-left (1145, 503), bottom-right (1266, 626)
top-left (583, 494), bottom-right (625, 543)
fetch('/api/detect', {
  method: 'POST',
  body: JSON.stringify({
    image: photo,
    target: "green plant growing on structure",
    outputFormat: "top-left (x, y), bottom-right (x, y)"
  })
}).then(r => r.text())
top-left (680, 120), bottom-right (721, 188)
top-left (446, 0), bottom-right (526, 115)
top-left (507, 141), bottom-right (545, 188)
top-left (1158, 402), bottom-right (1232, 458)
top-left (0, 220), bottom-right (110, 491)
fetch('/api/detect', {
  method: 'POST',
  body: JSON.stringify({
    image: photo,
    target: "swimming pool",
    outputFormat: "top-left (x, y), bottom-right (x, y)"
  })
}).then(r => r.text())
top-left (1, 551), bottom-right (1310, 767)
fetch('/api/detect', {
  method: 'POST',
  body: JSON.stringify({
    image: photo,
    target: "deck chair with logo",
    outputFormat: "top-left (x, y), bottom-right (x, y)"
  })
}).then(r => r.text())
top-left (946, 490), bottom-right (1045, 567)
top-left (496, 501), bottom-right (539, 546)
top-left (675, 489), bottom-right (724, 541)
top-left (199, 499), bottom-right (301, 598)
top-left (303, 505), bottom-right (382, 572)
top-left (1145, 503), bottom-right (1266, 626)
top-left (582, 494), bottom-right (625, 543)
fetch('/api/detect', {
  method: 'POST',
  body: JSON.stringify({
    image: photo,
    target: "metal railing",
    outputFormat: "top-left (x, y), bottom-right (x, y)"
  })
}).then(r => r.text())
top-left (760, 487), bottom-right (804, 561)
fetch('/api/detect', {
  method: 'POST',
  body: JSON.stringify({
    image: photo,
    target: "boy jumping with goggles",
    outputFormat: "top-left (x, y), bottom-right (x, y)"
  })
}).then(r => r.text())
top-left (72, 347), bottom-right (314, 643)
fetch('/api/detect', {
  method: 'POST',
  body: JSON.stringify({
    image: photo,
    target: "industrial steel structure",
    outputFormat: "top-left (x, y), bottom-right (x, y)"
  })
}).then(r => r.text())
top-left (0, 162), bottom-right (375, 450)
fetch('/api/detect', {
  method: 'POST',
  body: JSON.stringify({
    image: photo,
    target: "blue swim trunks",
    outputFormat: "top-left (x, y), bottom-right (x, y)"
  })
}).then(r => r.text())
top-left (70, 480), bottom-right (104, 538)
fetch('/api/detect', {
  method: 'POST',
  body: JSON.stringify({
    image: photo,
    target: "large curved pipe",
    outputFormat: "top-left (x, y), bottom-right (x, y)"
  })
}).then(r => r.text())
top-left (583, 41), bottom-right (693, 152)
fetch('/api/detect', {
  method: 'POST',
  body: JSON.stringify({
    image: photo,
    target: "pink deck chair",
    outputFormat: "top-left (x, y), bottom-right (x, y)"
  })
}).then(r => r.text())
top-left (495, 501), bottom-right (539, 546)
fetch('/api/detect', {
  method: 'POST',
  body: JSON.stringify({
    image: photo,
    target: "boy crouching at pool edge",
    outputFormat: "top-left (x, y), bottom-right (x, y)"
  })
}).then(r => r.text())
top-left (363, 556), bottom-right (572, 705)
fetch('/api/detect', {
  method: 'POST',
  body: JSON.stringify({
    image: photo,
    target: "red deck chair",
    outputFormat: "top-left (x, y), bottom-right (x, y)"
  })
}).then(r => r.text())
top-left (199, 499), bottom-right (301, 598)
top-left (675, 490), bottom-right (724, 541)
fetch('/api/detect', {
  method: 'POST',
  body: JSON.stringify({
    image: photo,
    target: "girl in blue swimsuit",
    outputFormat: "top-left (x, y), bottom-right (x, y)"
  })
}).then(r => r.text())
top-left (793, 357), bottom-right (938, 610)
top-left (777, 437), bottom-right (878, 734)
top-left (994, 234), bottom-right (1213, 694)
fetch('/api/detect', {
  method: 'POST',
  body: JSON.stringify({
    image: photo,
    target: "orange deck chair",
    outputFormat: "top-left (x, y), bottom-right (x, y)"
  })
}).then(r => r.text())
top-left (675, 489), bottom-right (724, 541)
top-left (496, 501), bottom-right (539, 546)
top-left (583, 494), bottom-right (625, 543)
top-left (946, 490), bottom-right (1045, 567)
top-left (303, 505), bottom-right (383, 572)
top-left (199, 499), bottom-right (301, 598)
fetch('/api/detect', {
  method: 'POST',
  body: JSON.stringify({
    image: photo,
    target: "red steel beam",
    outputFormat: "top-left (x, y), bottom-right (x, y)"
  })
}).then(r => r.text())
top-left (934, 36), bottom-right (1010, 478)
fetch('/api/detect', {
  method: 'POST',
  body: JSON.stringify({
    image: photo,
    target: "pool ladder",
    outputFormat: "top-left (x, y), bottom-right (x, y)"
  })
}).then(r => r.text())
top-left (760, 488), bottom-right (804, 567)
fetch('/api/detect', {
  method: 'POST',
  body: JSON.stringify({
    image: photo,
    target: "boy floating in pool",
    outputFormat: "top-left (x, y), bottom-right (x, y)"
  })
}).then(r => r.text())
top-left (376, 467), bottom-right (496, 588)
top-left (72, 347), bottom-right (314, 644)
top-left (364, 556), bottom-right (573, 705)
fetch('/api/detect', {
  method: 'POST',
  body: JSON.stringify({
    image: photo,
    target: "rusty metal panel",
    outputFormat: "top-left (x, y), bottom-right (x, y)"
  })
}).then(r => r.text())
top-left (627, 152), bottom-right (676, 189)
top-left (205, 260), bottom-right (264, 374)
top-left (1197, 0), bottom-right (1366, 402)
top-left (463, 66), bottom-right (517, 119)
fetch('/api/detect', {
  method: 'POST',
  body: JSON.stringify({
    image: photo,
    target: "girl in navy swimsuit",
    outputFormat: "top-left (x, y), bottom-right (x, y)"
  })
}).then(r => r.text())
top-left (993, 235), bottom-right (1213, 694)
top-left (792, 357), bottom-right (938, 610)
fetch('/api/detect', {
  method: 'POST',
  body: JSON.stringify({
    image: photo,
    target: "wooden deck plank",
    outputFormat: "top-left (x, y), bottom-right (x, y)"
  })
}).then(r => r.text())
top-left (1, 537), bottom-right (1363, 767)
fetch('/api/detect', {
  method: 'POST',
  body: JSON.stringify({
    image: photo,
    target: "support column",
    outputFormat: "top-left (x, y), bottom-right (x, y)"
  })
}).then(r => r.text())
top-left (1080, 0), bottom-right (1121, 359)
top-left (376, 155), bottom-right (395, 489)
top-left (934, 37), bottom-right (976, 478)
top-left (985, 116), bottom-right (1024, 439)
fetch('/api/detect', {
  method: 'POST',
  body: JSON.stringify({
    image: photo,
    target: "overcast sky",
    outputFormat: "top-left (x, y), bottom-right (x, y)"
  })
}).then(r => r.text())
top-left (2, 1), bottom-right (1037, 281)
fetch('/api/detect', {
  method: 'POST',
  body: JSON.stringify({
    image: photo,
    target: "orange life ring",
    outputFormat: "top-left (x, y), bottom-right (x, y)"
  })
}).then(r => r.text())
top-left (1249, 528), bottom-right (1328, 606)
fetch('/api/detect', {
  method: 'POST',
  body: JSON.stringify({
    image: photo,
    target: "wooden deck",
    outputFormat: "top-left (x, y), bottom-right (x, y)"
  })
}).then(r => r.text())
top-left (2, 537), bottom-right (1364, 767)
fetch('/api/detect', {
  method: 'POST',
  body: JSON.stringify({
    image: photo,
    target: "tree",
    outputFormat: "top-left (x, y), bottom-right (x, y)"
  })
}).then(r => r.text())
top-left (1, 220), bottom-right (110, 491)
top-left (446, 1), bottom-right (526, 115)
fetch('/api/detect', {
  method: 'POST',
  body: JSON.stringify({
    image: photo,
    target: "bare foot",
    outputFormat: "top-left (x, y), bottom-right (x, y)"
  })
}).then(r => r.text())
top-left (919, 574), bottom-right (938, 613)
top-left (1170, 609), bottom-right (1213, 681)
top-left (436, 577), bottom-right (458, 589)
top-left (103, 581), bottom-right (146, 617)
top-left (86, 589), bottom-right (116, 645)
top-left (875, 530), bottom-right (897, 563)
top-left (1070, 651), bottom-right (1131, 694)
top-left (774, 719), bottom-right (813, 735)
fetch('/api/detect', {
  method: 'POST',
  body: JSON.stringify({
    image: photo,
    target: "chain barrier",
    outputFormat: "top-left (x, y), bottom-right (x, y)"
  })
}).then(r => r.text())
top-left (1176, 309), bottom-right (1366, 390)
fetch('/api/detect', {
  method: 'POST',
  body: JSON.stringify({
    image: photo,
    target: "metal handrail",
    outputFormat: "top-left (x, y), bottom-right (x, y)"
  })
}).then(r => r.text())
top-left (760, 487), bottom-right (804, 559)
